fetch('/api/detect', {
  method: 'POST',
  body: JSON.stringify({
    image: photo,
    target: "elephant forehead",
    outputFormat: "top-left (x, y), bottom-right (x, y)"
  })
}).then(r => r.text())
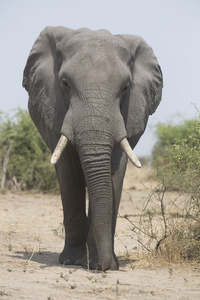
top-left (59, 42), bottom-right (131, 86)
top-left (60, 34), bottom-right (131, 66)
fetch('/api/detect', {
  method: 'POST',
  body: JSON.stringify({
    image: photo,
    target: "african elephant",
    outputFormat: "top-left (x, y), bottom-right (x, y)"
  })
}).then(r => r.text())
top-left (22, 26), bottom-right (163, 271)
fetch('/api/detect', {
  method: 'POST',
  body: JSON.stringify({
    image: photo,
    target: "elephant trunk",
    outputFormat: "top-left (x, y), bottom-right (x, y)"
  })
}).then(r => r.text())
top-left (78, 138), bottom-right (114, 270)
top-left (73, 107), bottom-right (116, 269)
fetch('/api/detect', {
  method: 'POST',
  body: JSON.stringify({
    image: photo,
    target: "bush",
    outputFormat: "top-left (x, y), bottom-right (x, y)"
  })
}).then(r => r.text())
top-left (159, 221), bottom-right (200, 262)
top-left (126, 113), bottom-right (200, 263)
top-left (152, 116), bottom-right (200, 193)
top-left (152, 114), bottom-right (200, 262)
top-left (0, 109), bottom-right (58, 192)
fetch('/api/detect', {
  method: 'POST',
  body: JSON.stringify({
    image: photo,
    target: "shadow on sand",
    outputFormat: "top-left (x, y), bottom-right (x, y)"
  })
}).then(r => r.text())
top-left (9, 250), bottom-right (137, 271)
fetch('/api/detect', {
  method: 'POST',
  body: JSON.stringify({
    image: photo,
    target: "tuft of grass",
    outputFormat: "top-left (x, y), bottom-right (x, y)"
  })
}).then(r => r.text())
top-left (8, 244), bottom-right (12, 251)
top-left (0, 291), bottom-right (8, 296)
top-left (158, 221), bottom-right (200, 263)
top-left (70, 284), bottom-right (77, 289)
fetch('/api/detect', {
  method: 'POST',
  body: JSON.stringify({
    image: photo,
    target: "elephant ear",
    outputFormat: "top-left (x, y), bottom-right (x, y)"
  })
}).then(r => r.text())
top-left (22, 26), bottom-right (74, 149)
top-left (118, 34), bottom-right (163, 149)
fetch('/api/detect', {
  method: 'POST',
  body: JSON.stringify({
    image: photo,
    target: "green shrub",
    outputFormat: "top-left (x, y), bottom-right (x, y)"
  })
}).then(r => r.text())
top-left (152, 116), bottom-right (200, 193)
top-left (142, 112), bottom-right (200, 263)
top-left (0, 109), bottom-right (58, 192)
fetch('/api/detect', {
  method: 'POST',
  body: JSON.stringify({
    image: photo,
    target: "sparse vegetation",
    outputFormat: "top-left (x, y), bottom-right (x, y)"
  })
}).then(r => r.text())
top-left (125, 112), bottom-right (200, 263)
top-left (153, 113), bottom-right (200, 262)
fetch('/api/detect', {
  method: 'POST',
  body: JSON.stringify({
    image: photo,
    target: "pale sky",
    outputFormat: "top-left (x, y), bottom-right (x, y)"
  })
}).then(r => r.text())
top-left (1, 0), bottom-right (200, 155)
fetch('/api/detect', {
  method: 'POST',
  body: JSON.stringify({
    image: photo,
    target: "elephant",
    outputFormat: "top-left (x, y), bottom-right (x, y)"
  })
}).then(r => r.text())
top-left (22, 26), bottom-right (163, 271)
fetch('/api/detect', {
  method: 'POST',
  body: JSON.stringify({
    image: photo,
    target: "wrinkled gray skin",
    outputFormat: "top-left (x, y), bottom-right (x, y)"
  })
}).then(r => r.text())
top-left (23, 27), bottom-right (163, 271)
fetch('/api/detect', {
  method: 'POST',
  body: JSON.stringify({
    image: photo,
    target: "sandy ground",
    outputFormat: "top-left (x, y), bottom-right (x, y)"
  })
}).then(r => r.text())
top-left (0, 164), bottom-right (200, 299)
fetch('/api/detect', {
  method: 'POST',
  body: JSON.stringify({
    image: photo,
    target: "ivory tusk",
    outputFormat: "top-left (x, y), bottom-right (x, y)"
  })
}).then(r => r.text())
top-left (50, 135), bottom-right (68, 165)
top-left (120, 138), bottom-right (141, 168)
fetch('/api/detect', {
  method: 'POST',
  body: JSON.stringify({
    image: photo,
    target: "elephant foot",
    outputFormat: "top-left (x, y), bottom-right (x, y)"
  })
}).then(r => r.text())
top-left (82, 249), bottom-right (119, 271)
top-left (59, 244), bottom-right (86, 266)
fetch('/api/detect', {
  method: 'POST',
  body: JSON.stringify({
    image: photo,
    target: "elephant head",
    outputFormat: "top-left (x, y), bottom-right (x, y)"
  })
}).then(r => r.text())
top-left (23, 27), bottom-right (162, 270)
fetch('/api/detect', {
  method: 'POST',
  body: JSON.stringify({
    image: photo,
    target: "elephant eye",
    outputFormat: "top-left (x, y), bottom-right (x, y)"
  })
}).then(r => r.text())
top-left (62, 78), bottom-right (68, 87)
top-left (122, 81), bottom-right (130, 93)
top-left (61, 77), bottom-right (71, 94)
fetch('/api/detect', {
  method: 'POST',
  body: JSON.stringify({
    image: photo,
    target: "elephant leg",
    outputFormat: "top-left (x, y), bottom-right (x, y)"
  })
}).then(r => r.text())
top-left (55, 148), bottom-right (88, 265)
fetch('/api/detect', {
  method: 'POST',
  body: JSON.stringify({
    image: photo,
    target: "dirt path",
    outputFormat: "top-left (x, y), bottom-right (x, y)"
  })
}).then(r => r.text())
top-left (0, 165), bottom-right (200, 299)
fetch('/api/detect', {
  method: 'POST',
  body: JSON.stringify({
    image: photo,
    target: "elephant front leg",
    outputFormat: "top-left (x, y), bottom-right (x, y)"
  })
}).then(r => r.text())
top-left (55, 151), bottom-right (88, 266)
top-left (59, 205), bottom-right (88, 266)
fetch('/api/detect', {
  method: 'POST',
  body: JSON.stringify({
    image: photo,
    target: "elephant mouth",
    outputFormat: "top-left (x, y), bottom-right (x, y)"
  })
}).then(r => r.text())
top-left (50, 135), bottom-right (141, 168)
